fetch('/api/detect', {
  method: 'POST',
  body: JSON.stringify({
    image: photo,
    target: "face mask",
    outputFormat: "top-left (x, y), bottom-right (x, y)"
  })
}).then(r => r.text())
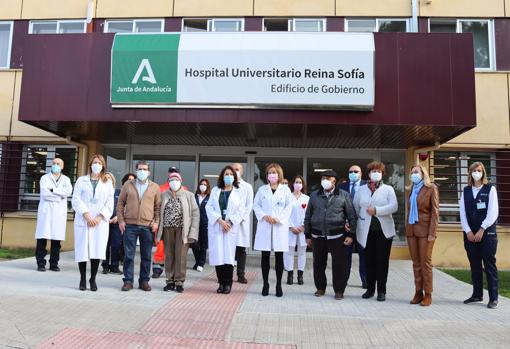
top-left (267, 173), bottom-right (278, 184)
top-left (199, 184), bottom-right (207, 193)
top-left (224, 175), bottom-right (234, 186)
top-left (348, 172), bottom-right (359, 183)
top-left (91, 163), bottom-right (103, 175)
top-left (235, 170), bottom-right (242, 180)
top-left (51, 164), bottom-right (61, 174)
top-left (321, 179), bottom-right (333, 190)
top-left (170, 180), bottom-right (181, 191)
top-left (370, 172), bottom-right (382, 182)
top-left (472, 171), bottom-right (483, 182)
top-left (136, 169), bottom-right (149, 181)
top-left (293, 183), bottom-right (303, 192)
top-left (410, 173), bottom-right (422, 184)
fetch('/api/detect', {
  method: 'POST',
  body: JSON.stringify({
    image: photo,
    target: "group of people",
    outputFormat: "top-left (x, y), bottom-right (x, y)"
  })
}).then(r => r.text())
top-left (34, 155), bottom-right (500, 308)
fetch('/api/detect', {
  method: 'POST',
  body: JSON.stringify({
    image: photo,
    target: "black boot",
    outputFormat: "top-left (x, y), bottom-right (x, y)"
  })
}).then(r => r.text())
top-left (223, 280), bottom-right (232, 294)
top-left (78, 262), bottom-right (87, 291)
top-left (275, 252), bottom-right (284, 297)
top-left (297, 270), bottom-right (304, 285)
top-left (89, 259), bottom-right (99, 291)
top-left (286, 271), bottom-right (294, 285)
top-left (261, 252), bottom-right (270, 296)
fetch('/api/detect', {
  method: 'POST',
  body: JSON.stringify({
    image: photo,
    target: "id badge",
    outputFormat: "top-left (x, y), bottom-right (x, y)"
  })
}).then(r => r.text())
top-left (477, 201), bottom-right (487, 210)
top-left (222, 209), bottom-right (227, 217)
top-left (90, 198), bottom-right (98, 204)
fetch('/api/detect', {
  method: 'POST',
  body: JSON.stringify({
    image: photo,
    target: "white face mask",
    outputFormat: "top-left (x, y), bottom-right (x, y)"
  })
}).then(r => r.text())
top-left (199, 184), bottom-right (207, 193)
top-left (370, 172), bottom-right (382, 182)
top-left (170, 180), bottom-right (181, 191)
top-left (321, 179), bottom-right (333, 190)
top-left (472, 171), bottom-right (483, 182)
top-left (91, 163), bottom-right (102, 175)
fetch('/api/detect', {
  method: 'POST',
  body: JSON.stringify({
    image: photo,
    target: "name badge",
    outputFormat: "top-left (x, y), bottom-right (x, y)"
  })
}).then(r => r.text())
top-left (222, 209), bottom-right (227, 216)
top-left (477, 201), bottom-right (486, 210)
top-left (90, 198), bottom-right (98, 204)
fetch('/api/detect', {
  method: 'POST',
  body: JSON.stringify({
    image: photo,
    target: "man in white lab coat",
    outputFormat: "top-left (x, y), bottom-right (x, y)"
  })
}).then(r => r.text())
top-left (231, 163), bottom-right (253, 284)
top-left (34, 158), bottom-right (73, 272)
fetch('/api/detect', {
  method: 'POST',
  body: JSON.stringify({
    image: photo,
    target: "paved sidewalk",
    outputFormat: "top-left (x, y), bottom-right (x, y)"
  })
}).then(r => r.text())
top-left (0, 251), bottom-right (509, 349)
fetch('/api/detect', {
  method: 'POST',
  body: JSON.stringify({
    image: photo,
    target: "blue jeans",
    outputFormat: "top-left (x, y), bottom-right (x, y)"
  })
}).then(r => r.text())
top-left (123, 224), bottom-right (153, 284)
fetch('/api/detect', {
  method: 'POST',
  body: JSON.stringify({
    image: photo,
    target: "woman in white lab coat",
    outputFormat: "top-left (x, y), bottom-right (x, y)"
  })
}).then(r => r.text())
top-left (253, 163), bottom-right (293, 297)
top-left (72, 154), bottom-right (114, 292)
top-left (206, 166), bottom-right (244, 294)
top-left (284, 175), bottom-right (310, 286)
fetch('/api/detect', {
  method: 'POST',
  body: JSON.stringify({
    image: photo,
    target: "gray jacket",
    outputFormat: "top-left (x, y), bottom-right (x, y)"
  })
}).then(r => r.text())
top-left (304, 186), bottom-right (357, 239)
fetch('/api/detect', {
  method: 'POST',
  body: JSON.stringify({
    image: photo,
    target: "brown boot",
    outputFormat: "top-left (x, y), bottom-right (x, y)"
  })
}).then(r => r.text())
top-left (420, 293), bottom-right (432, 306)
top-left (410, 290), bottom-right (424, 304)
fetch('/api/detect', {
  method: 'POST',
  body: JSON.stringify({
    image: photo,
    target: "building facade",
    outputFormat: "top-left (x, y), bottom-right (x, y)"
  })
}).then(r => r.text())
top-left (1, 0), bottom-right (509, 267)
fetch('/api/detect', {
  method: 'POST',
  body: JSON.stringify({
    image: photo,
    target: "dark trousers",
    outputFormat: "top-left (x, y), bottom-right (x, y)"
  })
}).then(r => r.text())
top-left (215, 264), bottom-right (234, 285)
top-left (312, 236), bottom-right (348, 293)
top-left (102, 224), bottom-right (122, 269)
top-left (123, 224), bottom-right (153, 284)
top-left (191, 243), bottom-right (207, 267)
top-left (464, 233), bottom-right (499, 301)
top-left (261, 251), bottom-right (284, 285)
top-left (35, 239), bottom-right (61, 268)
top-left (345, 240), bottom-right (367, 285)
top-left (365, 229), bottom-right (393, 294)
top-left (235, 246), bottom-right (247, 277)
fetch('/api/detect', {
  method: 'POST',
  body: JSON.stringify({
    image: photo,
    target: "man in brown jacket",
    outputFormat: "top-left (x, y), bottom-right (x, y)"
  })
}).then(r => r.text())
top-left (117, 160), bottom-right (161, 291)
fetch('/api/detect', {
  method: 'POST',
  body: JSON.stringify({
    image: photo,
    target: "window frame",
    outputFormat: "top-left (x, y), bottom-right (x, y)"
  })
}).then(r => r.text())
top-left (428, 18), bottom-right (495, 71)
top-left (29, 19), bottom-right (87, 34)
top-left (262, 18), bottom-right (327, 32)
top-left (0, 21), bottom-right (14, 69)
top-left (344, 18), bottom-right (410, 33)
top-left (104, 19), bottom-right (164, 33)
top-left (181, 18), bottom-right (245, 32)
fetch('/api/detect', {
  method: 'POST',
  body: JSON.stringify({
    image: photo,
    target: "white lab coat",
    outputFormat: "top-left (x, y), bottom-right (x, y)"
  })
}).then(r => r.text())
top-left (34, 173), bottom-right (73, 241)
top-left (206, 187), bottom-right (244, 266)
top-left (353, 183), bottom-right (398, 248)
top-left (236, 179), bottom-right (254, 248)
top-left (72, 175), bottom-right (114, 262)
top-left (253, 184), bottom-right (293, 252)
top-left (288, 193), bottom-right (310, 247)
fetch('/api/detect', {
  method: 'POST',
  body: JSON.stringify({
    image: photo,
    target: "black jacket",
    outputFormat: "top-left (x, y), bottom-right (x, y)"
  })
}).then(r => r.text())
top-left (304, 186), bottom-right (357, 239)
top-left (195, 194), bottom-right (209, 249)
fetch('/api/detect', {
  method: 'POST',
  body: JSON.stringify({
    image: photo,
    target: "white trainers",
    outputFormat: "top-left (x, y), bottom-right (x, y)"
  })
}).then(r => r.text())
top-left (197, 266), bottom-right (204, 272)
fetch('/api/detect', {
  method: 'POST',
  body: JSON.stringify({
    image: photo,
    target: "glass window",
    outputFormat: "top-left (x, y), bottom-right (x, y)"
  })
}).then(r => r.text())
top-left (31, 21), bottom-right (58, 34)
top-left (105, 20), bottom-right (164, 33)
top-left (104, 147), bottom-right (127, 189)
top-left (182, 18), bottom-right (243, 32)
top-left (381, 151), bottom-right (406, 242)
top-left (293, 19), bottom-right (325, 32)
top-left (19, 145), bottom-right (77, 211)
top-left (212, 19), bottom-right (243, 32)
top-left (429, 20), bottom-right (456, 33)
top-left (135, 20), bottom-right (164, 33)
top-left (0, 22), bottom-right (13, 69)
top-left (30, 20), bottom-right (86, 34)
top-left (59, 21), bottom-right (86, 33)
top-left (132, 155), bottom-right (196, 190)
top-left (183, 19), bottom-right (208, 32)
top-left (460, 20), bottom-right (491, 69)
top-left (106, 21), bottom-right (133, 33)
top-left (254, 157), bottom-right (303, 192)
top-left (378, 19), bottom-right (407, 32)
top-left (264, 18), bottom-right (290, 32)
top-left (346, 18), bottom-right (408, 33)
top-left (346, 19), bottom-right (376, 32)
top-left (199, 156), bottom-right (247, 189)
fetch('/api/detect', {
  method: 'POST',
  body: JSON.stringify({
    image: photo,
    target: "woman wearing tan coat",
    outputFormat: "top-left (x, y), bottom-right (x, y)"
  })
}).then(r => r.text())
top-left (405, 164), bottom-right (439, 306)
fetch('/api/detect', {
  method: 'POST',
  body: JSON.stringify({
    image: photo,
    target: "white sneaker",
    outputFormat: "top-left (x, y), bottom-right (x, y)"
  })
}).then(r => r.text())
top-left (197, 266), bottom-right (204, 272)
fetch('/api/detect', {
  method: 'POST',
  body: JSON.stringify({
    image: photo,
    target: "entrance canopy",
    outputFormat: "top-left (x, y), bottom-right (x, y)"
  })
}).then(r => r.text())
top-left (18, 32), bottom-right (476, 148)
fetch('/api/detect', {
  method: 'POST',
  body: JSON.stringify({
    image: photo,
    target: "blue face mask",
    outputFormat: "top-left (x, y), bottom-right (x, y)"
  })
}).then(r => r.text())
top-left (51, 164), bottom-right (61, 174)
top-left (410, 173), bottom-right (422, 184)
top-left (348, 172), bottom-right (359, 183)
top-left (137, 169), bottom-right (149, 181)
top-left (224, 175), bottom-right (234, 186)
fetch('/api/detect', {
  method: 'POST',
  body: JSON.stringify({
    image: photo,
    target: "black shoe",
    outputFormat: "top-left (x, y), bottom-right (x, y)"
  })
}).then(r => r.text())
top-left (223, 283), bottom-right (232, 294)
top-left (217, 283), bottom-right (225, 294)
top-left (37, 266), bottom-right (46, 272)
top-left (192, 265), bottom-right (198, 271)
top-left (362, 290), bottom-right (374, 299)
top-left (102, 266), bottom-right (109, 274)
top-left (297, 271), bottom-right (304, 285)
top-left (237, 275), bottom-right (248, 284)
top-left (276, 285), bottom-right (283, 298)
top-left (89, 279), bottom-right (98, 292)
top-left (286, 271), bottom-right (293, 285)
top-left (164, 283), bottom-right (175, 292)
top-left (464, 296), bottom-right (483, 304)
top-left (49, 266), bottom-right (60, 272)
top-left (361, 281), bottom-right (368, 289)
top-left (152, 271), bottom-right (162, 279)
top-left (175, 285), bottom-right (184, 293)
top-left (109, 267), bottom-right (123, 275)
top-left (487, 300), bottom-right (498, 309)
top-left (262, 283), bottom-right (269, 296)
top-left (79, 280), bottom-right (86, 291)
top-left (377, 293), bottom-right (386, 302)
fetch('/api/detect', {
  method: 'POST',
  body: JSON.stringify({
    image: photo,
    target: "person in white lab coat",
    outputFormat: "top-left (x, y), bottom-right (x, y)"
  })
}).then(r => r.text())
top-left (206, 166), bottom-right (244, 294)
top-left (72, 154), bottom-right (114, 291)
top-left (34, 158), bottom-right (73, 272)
top-left (284, 175), bottom-right (310, 285)
top-left (253, 163), bottom-right (293, 297)
top-left (231, 163), bottom-right (253, 284)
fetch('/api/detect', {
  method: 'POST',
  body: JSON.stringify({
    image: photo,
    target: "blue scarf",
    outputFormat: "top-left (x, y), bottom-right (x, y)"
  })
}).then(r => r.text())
top-left (408, 180), bottom-right (424, 224)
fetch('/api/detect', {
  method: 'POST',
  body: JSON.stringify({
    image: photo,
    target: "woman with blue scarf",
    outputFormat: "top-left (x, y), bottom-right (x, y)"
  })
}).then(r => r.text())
top-left (405, 165), bottom-right (439, 306)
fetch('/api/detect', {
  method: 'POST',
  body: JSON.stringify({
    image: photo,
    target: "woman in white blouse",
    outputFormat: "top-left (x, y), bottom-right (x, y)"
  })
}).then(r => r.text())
top-left (353, 161), bottom-right (398, 302)
top-left (459, 161), bottom-right (499, 309)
